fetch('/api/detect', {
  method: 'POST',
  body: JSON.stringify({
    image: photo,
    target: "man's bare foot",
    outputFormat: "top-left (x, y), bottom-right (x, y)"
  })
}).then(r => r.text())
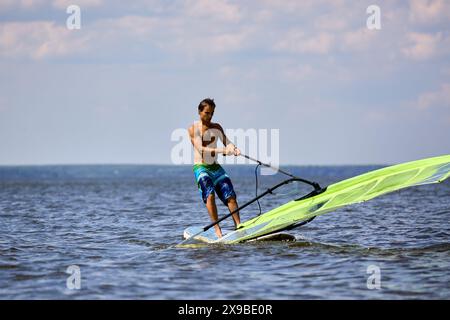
top-left (214, 225), bottom-right (223, 238)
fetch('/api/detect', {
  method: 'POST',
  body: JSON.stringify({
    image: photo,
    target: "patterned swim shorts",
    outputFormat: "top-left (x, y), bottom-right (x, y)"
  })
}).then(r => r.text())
top-left (193, 163), bottom-right (236, 206)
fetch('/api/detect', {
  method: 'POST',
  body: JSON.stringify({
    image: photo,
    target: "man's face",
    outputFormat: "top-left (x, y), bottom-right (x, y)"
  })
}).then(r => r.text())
top-left (199, 105), bottom-right (214, 123)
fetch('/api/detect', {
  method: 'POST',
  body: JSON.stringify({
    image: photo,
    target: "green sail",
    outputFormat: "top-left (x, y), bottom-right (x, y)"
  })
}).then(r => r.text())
top-left (220, 154), bottom-right (450, 243)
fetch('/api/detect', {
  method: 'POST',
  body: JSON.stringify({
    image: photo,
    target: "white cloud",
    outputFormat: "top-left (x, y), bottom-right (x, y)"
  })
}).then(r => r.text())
top-left (0, 1), bottom-right (449, 65)
top-left (0, 0), bottom-right (46, 9)
top-left (260, 0), bottom-right (346, 13)
top-left (182, 29), bottom-right (254, 57)
top-left (274, 30), bottom-right (334, 54)
top-left (0, 0), bottom-right (103, 10)
top-left (341, 28), bottom-right (378, 52)
top-left (417, 83), bottom-right (450, 110)
top-left (97, 15), bottom-right (159, 37)
top-left (0, 21), bottom-right (89, 59)
top-left (364, 110), bottom-right (390, 123)
top-left (402, 32), bottom-right (442, 60)
top-left (52, 0), bottom-right (104, 9)
top-left (282, 63), bottom-right (314, 82)
top-left (0, 9), bottom-right (254, 61)
top-left (409, 0), bottom-right (450, 25)
top-left (207, 31), bottom-right (248, 53)
top-left (253, 9), bottom-right (273, 23)
top-left (314, 13), bottom-right (348, 31)
top-left (218, 64), bottom-right (260, 83)
top-left (183, 0), bottom-right (242, 23)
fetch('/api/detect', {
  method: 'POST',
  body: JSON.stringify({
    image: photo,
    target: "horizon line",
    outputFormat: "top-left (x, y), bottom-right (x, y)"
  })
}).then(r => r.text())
top-left (0, 162), bottom-right (389, 167)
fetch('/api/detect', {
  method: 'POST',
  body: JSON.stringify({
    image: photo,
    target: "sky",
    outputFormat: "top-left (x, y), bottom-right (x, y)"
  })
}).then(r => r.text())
top-left (0, 0), bottom-right (449, 165)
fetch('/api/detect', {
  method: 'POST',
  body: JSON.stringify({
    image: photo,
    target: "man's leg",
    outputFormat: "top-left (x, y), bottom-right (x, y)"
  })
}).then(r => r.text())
top-left (205, 193), bottom-right (222, 238)
top-left (227, 196), bottom-right (241, 229)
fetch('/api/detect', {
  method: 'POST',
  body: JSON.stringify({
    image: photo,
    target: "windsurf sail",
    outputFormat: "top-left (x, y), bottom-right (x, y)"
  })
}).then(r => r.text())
top-left (206, 154), bottom-right (450, 244)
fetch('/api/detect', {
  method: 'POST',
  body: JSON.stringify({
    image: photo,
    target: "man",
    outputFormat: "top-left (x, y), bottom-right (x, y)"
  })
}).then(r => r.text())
top-left (188, 98), bottom-right (241, 238)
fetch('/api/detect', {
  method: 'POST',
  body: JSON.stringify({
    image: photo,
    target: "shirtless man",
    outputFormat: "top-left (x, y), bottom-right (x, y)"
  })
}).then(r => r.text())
top-left (188, 98), bottom-right (241, 238)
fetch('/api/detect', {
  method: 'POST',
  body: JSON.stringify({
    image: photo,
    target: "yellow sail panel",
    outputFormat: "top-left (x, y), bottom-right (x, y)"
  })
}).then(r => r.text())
top-left (227, 155), bottom-right (450, 243)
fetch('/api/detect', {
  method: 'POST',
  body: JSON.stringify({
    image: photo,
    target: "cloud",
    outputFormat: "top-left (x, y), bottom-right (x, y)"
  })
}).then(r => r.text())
top-left (274, 30), bottom-right (334, 54)
top-left (341, 28), bottom-right (378, 52)
top-left (118, 14), bottom-right (254, 56)
top-left (314, 13), bottom-right (348, 31)
top-left (0, 9), bottom-right (254, 62)
top-left (0, 21), bottom-right (89, 59)
top-left (183, 0), bottom-right (242, 23)
top-left (184, 31), bottom-right (253, 58)
top-left (402, 32), bottom-right (443, 60)
top-left (1, 1), bottom-right (449, 64)
top-left (409, 0), bottom-right (450, 25)
top-left (364, 110), bottom-right (391, 123)
top-left (52, 0), bottom-right (103, 9)
top-left (417, 83), bottom-right (450, 110)
top-left (0, 0), bottom-right (103, 10)
top-left (96, 15), bottom-right (159, 38)
top-left (281, 63), bottom-right (314, 82)
top-left (260, 0), bottom-right (346, 13)
top-left (252, 9), bottom-right (273, 23)
top-left (0, 0), bottom-right (46, 10)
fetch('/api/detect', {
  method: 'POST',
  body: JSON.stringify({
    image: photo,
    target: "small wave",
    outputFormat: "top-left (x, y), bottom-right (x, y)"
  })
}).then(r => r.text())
top-left (126, 239), bottom-right (153, 247)
top-left (284, 240), bottom-right (450, 257)
top-left (433, 209), bottom-right (450, 216)
top-left (0, 263), bottom-right (19, 270)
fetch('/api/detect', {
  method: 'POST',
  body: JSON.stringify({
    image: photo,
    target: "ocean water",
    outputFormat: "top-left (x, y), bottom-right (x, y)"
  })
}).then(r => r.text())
top-left (0, 164), bottom-right (449, 299)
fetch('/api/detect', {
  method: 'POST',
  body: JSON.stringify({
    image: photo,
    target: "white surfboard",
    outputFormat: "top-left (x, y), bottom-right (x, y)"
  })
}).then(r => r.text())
top-left (183, 226), bottom-right (296, 244)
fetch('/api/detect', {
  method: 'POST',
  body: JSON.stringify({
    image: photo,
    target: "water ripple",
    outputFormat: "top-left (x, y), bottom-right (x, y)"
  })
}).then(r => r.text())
top-left (0, 166), bottom-right (449, 299)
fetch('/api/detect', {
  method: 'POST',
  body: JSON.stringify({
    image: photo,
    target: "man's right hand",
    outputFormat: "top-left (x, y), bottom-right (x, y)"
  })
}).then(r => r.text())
top-left (225, 144), bottom-right (236, 155)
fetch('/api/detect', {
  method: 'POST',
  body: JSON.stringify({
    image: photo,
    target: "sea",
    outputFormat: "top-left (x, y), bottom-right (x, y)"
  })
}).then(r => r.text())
top-left (0, 164), bottom-right (449, 299)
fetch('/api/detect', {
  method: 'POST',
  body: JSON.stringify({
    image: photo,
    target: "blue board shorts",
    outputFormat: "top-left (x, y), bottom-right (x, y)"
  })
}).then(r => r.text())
top-left (193, 163), bottom-right (236, 206)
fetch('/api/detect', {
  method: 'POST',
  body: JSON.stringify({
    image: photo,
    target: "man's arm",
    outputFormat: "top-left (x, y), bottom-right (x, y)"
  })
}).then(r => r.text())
top-left (188, 125), bottom-right (227, 155)
top-left (216, 124), bottom-right (241, 156)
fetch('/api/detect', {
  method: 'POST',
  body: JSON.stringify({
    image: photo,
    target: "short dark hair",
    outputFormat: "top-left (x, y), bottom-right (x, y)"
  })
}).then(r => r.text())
top-left (198, 98), bottom-right (216, 112)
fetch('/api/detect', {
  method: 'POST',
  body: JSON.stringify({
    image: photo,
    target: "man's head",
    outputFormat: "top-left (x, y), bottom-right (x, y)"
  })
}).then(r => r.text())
top-left (198, 98), bottom-right (215, 123)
